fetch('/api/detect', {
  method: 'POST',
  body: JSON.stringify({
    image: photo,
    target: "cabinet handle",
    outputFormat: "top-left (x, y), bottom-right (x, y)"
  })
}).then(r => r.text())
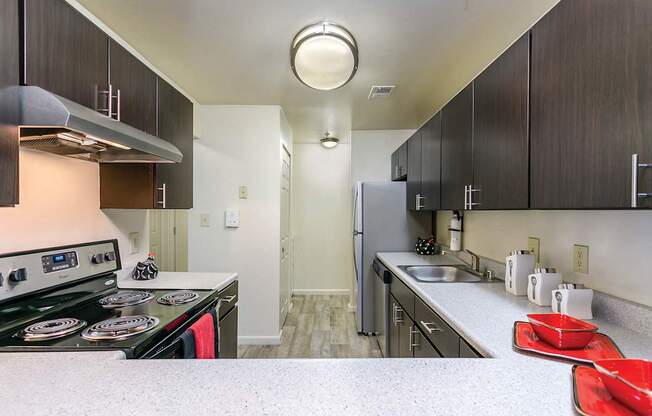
top-left (409, 325), bottom-right (420, 351)
top-left (393, 304), bottom-right (404, 326)
top-left (464, 185), bottom-right (469, 209)
top-left (468, 186), bottom-right (480, 210)
top-left (115, 88), bottom-right (121, 121)
top-left (415, 194), bottom-right (424, 210)
top-left (156, 183), bottom-right (167, 208)
top-left (420, 321), bottom-right (443, 334)
top-left (631, 154), bottom-right (652, 208)
top-left (222, 295), bottom-right (237, 303)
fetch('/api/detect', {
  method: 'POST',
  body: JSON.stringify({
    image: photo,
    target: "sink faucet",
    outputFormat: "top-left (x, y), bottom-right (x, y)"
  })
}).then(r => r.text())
top-left (464, 249), bottom-right (481, 273)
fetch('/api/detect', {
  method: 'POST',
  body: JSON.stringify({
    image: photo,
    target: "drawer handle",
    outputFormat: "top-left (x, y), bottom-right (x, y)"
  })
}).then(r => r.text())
top-left (393, 304), bottom-right (404, 326)
top-left (222, 295), bottom-right (237, 303)
top-left (409, 325), bottom-right (420, 351)
top-left (420, 321), bottom-right (443, 334)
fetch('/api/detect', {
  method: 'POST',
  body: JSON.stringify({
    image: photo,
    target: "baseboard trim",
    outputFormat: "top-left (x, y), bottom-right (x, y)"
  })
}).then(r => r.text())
top-left (238, 332), bottom-right (282, 346)
top-left (292, 289), bottom-right (351, 295)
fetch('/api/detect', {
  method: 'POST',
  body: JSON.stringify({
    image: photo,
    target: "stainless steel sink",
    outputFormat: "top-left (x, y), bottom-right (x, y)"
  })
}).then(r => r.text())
top-left (398, 265), bottom-right (487, 283)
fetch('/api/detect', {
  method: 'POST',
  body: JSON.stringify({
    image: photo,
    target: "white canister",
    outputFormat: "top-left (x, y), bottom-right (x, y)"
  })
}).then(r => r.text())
top-left (552, 288), bottom-right (594, 320)
top-left (527, 268), bottom-right (562, 306)
top-left (504, 250), bottom-right (535, 296)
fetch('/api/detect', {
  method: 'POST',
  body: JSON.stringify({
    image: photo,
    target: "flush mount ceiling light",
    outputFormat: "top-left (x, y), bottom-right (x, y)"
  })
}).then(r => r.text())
top-left (320, 132), bottom-right (340, 149)
top-left (290, 21), bottom-right (358, 91)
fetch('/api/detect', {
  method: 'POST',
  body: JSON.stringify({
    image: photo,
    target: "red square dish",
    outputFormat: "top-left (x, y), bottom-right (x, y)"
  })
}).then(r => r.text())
top-left (594, 359), bottom-right (652, 416)
top-left (527, 313), bottom-right (598, 349)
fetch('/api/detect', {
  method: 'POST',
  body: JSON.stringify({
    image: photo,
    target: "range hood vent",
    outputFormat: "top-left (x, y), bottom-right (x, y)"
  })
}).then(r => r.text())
top-left (0, 86), bottom-right (182, 163)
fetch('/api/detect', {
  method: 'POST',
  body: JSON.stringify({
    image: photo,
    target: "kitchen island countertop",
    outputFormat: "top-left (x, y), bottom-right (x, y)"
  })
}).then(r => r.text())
top-left (1, 253), bottom-right (650, 416)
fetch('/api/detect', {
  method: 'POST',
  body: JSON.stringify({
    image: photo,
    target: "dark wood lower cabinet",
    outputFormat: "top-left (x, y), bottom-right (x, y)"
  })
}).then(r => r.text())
top-left (413, 327), bottom-right (441, 358)
top-left (219, 306), bottom-right (238, 359)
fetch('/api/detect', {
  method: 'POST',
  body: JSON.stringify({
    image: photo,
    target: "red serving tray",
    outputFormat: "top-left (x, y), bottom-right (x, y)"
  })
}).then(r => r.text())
top-left (572, 365), bottom-right (638, 416)
top-left (513, 321), bottom-right (624, 364)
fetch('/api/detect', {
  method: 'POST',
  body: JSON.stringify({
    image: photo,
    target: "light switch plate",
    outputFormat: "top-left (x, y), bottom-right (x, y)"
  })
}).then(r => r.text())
top-left (225, 209), bottom-right (240, 228)
top-left (527, 237), bottom-right (541, 264)
top-left (200, 213), bottom-right (210, 227)
top-left (239, 185), bottom-right (248, 199)
top-left (573, 244), bottom-right (589, 274)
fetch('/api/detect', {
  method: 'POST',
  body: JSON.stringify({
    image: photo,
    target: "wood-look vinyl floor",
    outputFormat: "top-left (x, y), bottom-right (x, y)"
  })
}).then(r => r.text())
top-left (238, 295), bottom-right (382, 359)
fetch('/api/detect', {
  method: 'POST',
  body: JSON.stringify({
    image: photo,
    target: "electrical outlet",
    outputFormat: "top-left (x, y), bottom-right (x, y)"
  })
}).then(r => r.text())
top-left (528, 237), bottom-right (541, 264)
top-left (239, 185), bottom-right (248, 199)
top-left (573, 244), bottom-right (589, 274)
top-left (200, 213), bottom-right (210, 227)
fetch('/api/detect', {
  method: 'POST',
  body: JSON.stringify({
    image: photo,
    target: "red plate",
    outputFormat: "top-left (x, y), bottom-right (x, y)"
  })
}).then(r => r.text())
top-left (573, 365), bottom-right (638, 416)
top-left (513, 321), bottom-right (624, 364)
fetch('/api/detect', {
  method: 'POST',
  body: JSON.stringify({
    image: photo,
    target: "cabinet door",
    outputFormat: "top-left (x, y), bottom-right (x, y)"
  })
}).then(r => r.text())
top-left (397, 142), bottom-right (408, 180)
top-left (530, 0), bottom-right (652, 208)
top-left (414, 328), bottom-right (442, 358)
top-left (0, 0), bottom-right (20, 206)
top-left (406, 131), bottom-right (422, 210)
top-left (391, 150), bottom-right (399, 181)
top-left (388, 297), bottom-right (401, 357)
top-left (441, 84), bottom-right (473, 210)
top-left (473, 34), bottom-right (529, 209)
top-left (420, 113), bottom-right (442, 211)
top-left (156, 78), bottom-right (194, 209)
top-left (25, 0), bottom-right (108, 110)
top-left (219, 306), bottom-right (238, 359)
top-left (109, 40), bottom-right (157, 135)
top-left (398, 319), bottom-right (414, 358)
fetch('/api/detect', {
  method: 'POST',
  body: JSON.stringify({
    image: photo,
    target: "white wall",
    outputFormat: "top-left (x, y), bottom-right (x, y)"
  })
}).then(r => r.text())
top-left (291, 141), bottom-right (353, 294)
top-left (189, 105), bottom-right (285, 343)
top-left (351, 130), bottom-right (415, 184)
top-left (436, 210), bottom-right (652, 307)
top-left (0, 149), bottom-right (149, 266)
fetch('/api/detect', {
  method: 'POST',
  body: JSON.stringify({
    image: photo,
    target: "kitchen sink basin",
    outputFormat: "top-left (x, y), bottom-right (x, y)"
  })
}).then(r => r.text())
top-left (398, 265), bottom-right (487, 283)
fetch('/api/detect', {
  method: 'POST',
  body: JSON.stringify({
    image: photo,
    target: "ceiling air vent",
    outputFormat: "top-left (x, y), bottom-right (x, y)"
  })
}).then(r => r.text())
top-left (368, 85), bottom-right (395, 99)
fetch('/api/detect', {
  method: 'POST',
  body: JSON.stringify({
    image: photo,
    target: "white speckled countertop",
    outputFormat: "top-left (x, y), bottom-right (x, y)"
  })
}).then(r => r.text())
top-left (1, 253), bottom-right (650, 416)
top-left (376, 252), bottom-right (652, 360)
top-left (118, 271), bottom-right (237, 291)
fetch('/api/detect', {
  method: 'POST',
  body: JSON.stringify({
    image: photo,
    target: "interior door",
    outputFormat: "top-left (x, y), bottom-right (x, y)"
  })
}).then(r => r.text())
top-left (279, 147), bottom-right (292, 327)
top-left (149, 209), bottom-right (188, 271)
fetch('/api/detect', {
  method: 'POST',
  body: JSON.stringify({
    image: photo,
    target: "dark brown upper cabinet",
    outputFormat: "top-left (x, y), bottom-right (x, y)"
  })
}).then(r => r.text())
top-left (472, 33), bottom-right (529, 210)
top-left (24, 0), bottom-right (108, 110)
top-left (155, 78), bottom-right (194, 209)
top-left (391, 141), bottom-right (408, 181)
top-left (108, 40), bottom-right (158, 135)
top-left (100, 78), bottom-right (193, 209)
top-left (406, 131), bottom-right (422, 210)
top-left (441, 84), bottom-right (473, 210)
top-left (0, 0), bottom-right (20, 207)
top-left (530, 0), bottom-right (652, 209)
top-left (420, 113), bottom-right (442, 211)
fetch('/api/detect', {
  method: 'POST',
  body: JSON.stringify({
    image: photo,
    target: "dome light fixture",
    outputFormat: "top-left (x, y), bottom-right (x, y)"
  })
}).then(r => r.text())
top-left (290, 21), bottom-right (359, 91)
top-left (320, 132), bottom-right (340, 149)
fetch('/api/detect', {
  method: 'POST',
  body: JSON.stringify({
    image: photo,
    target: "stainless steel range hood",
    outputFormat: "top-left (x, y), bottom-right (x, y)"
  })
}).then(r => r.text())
top-left (0, 86), bottom-right (182, 163)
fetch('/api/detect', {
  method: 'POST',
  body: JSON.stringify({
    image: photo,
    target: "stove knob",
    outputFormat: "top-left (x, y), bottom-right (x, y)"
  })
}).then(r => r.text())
top-left (104, 252), bottom-right (116, 262)
top-left (91, 254), bottom-right (105, 264)
top-left (8, 268), bottom-right (27, 283)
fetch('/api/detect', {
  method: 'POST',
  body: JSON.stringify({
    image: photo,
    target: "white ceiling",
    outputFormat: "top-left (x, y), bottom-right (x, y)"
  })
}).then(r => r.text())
top-left (77, 0), bottom-right (558, 142)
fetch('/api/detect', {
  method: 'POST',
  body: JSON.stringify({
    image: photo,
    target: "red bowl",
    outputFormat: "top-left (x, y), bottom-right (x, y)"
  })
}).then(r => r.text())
top-left (527, 313), bottom-right (598, 350)
top-left (594, 359), bottom-right (652, 416)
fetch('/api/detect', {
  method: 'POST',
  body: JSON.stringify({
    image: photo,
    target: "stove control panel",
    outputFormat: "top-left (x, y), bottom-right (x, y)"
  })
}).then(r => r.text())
top-left (0, 240), bottom-right (120, 303)
top-left (42, 251), bottom-right (78, 273)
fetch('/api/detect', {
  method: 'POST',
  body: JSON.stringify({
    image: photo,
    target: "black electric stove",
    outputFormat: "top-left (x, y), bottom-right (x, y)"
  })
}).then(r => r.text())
top-left (0, 240), bottom-right (220, 358)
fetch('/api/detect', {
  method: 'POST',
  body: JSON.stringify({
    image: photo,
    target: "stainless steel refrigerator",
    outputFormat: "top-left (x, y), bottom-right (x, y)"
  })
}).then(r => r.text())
top-left (353, 181), bottom-right (432, 338)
